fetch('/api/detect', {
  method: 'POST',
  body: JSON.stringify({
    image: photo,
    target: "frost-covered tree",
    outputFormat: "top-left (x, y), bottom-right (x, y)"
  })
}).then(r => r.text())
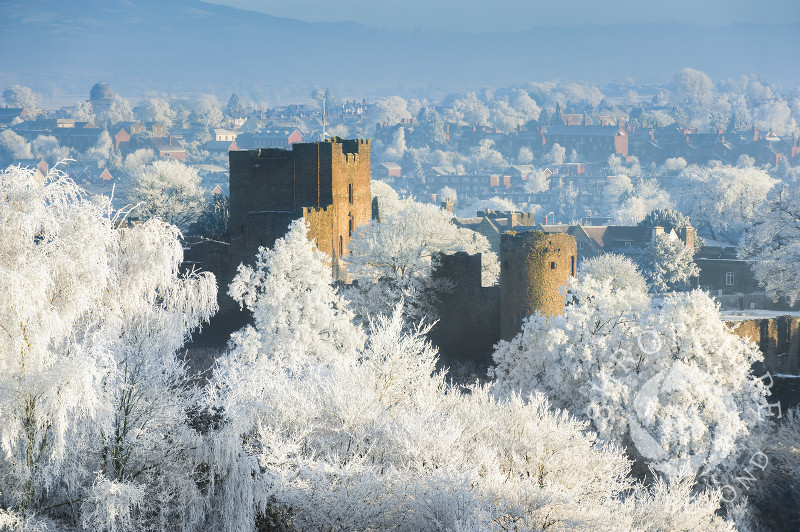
top-left (97, 96), bottom-right (134, 126)
top-left (31, 135), bottom-right (71, 162)
top-left (605, 173), bottom-right (633, 202)
top-left (192, 95), bottom-right (225, 128)
top-left (546, 142), bottom-right (566, 165)
top-left (444, 91), bottom-right (490, 126)
top-left (739, 180), bottom-right (800, 305)
top-left (467, 139), bottom-right (506, 171)
top-left (637, 232), bottom-right (699, 292)
top-left (373, 96), bottom-right (411, 125)
top-left (613, 178), bottom-right (673, 225)
top-left (2, 85), bottom-right (40, 118)
top-left (638, 208), bottom-right (692, 233)
top-left (416, 106), bottom-right (447, 147)
top-left (125, 159), bottom-right (207, 232)
top-left (491, 255), bottom-right (770, 482)
top-left (383, 127), bottom-right (407, 161)
top-left (555, 177), bottom-right (579, 221)
top-left (80, 130), bottom-right (115, 169)
top-left (736, 154), bottom-right (755, 168)
top-left (225, 92), bottom-right (248, 118)
top-left (517, 146), bottom-right (534, 164)
top-left (228, 219), bottom-right (365, 360)
top-left (0, 129), bottom-right (33, 165)
top-left (370, 179), bottom-right (404, 217)
top-left (344, 198), bottom-right (499, 324)
top-left (210, 235), bottom-right (730, 531)
top-left (0, 165), bottom-right (217, 529)
top-left (671, 68), bottom-right (713, 129)
top-left (136, 96), bottom-right (175, 126)
top-left (676, 164), bottom-right (776, 244)
top-left (123, 148), bottom-right (156, 174)
top-left (755, 98), bottom-right (798, 136)
top-left (522, 168), bottom-right (550, 195)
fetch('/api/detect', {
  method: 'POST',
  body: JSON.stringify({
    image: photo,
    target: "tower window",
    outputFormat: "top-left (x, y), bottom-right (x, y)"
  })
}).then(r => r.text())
top-left (349, 217), bottom-right (353, 236)
top-left (348, 183), bottom-right (353, 204)
top-left (339, 235), bottom-right (343, 256)
top-left (551, 261), bottom-right (556, 269)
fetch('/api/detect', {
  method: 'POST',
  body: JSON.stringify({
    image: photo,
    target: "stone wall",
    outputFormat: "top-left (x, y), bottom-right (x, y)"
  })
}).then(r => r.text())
top-left (429, 252), bottom-right (500, 363)
top-left (727, 316), bottom-right (800, 376)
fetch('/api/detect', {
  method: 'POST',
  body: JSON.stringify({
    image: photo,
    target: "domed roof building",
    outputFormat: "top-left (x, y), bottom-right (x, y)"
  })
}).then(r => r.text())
top-left (88, 81), bottom-right (114, 118)
top-left (90, 81), bottom-right (114, 102)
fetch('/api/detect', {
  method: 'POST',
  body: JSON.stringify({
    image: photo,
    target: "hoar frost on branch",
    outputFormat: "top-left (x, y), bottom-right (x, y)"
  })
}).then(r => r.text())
top-left (0, 164), bottom-right (217, 530)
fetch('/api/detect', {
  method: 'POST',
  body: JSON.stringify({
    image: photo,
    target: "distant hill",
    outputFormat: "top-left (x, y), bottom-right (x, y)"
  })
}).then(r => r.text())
top-left (1, 0), bottom-right (798, 103)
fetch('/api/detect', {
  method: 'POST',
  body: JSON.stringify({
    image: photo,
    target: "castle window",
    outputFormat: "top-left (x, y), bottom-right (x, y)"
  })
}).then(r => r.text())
top-left (339, 235), bottom-right (343, 256)
top-left (577, 241), bottom-right (583, 250)
top-left (349, 217), bottom-right (353, 236)
top-left (571, 256), bottom-right (575, 276)
top-left (726, 272), bottom-right (734, 286)
top-left (348, 183), bottom-right (353, 204)
top-left (551, 261), bottom-right (556, 269)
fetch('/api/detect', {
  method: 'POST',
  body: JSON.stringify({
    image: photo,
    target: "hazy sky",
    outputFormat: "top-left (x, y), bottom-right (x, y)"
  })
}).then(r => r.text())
top-left (207, 0), bottom-right (800, 32)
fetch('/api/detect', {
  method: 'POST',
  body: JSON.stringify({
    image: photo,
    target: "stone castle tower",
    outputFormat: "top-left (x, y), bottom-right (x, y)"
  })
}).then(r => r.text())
top-left (229, 138), bottom-right (372, 280)
top-left (499, 231), bottom-right (577, 339)
top-left (430, 230), bottom-right (577, 362)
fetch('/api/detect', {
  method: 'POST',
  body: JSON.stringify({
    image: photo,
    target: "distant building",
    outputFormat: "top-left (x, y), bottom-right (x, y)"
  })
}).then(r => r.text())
top-left (149, 136), bottom-right (186, 160)
top-left (89, 81), bottom-right (114, 116)
top-left (237, 128), bottom-right (303, 149)
top-left (375, 161), bottom-right (401, 178)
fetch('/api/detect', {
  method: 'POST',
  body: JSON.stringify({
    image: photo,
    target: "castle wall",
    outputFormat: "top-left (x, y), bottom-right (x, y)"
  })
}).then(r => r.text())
top-left (430, 252), bottom-right (501, 363)
top-left (727, 316), bottom-right (800, 376)
top-left (500, 231), bottom-right (577, 340)
top-left (229, 149), bottom-right (295, 230)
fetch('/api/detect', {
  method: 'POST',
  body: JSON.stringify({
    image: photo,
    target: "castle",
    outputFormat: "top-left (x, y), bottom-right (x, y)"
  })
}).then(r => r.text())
top-left (187, 138), bottom-right (578, 356)
top-left (430, 231), bottom-right (577, 363)
top-left (229, 138), bottom-right (372, 282)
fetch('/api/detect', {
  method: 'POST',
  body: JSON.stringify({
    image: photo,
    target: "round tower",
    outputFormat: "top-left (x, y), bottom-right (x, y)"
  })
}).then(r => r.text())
top-left (500, 230), bottom-right (577, 339)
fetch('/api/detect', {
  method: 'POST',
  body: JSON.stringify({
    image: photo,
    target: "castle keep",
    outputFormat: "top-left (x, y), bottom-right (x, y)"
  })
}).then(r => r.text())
top-left (229, 138), bottom-right (372, 280)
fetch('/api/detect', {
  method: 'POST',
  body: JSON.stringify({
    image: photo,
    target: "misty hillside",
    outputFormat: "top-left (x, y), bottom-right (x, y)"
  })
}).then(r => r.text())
top-left (1, 0), bottom-right (798, 101)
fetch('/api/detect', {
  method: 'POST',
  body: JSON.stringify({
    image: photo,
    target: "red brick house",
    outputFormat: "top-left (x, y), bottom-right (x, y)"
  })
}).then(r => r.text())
top-left (149, 136), bottom-right (186, 160)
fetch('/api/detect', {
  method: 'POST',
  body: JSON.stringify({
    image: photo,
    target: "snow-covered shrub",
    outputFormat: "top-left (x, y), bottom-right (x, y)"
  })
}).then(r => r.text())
top-left (490, 254), bottom-right (770, 483)
top-left (208, 224), bottom-right (731, 531)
